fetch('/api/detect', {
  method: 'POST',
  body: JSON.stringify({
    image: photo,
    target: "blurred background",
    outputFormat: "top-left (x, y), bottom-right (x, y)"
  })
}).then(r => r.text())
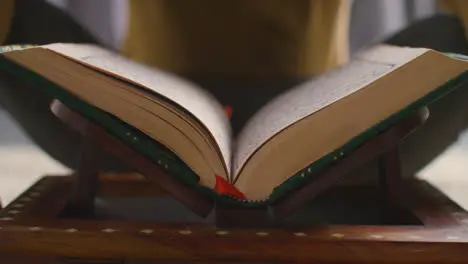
top-left (46, 0), bottom-right (439, 55)
top-left (2, 0), bottom-right (468, 208)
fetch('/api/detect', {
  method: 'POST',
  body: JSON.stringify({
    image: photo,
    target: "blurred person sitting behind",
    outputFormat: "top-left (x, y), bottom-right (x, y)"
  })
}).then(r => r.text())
top-left (0, 0), bottom-right (468, 181)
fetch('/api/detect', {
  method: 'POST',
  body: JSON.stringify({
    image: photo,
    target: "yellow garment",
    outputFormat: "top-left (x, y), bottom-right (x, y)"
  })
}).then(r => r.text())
top-left (0, 0), bottom-right (349, 77)
top-left (439, 0), bottom-right (468, 37)
top-left (2, 1), bottom-right (467, 78)
top-left (0, 0), bottom-right (14, 44)
top-left (123, 0), bottom-right (350, 78)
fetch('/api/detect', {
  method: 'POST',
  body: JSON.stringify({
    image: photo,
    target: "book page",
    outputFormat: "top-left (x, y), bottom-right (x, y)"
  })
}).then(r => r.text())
top-left (44, 43), bottom-right (232, 171)
top-left (233, 45), bottom-right (428, 176)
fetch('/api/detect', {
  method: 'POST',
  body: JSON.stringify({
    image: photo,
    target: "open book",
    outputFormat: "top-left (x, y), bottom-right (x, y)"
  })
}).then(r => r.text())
top-left (1, 44), bottom-right (468, 203)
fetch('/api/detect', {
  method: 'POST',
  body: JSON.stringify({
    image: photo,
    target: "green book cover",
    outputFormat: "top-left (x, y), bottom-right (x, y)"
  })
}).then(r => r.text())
top-left (1, 45), bottom-right (468, 208)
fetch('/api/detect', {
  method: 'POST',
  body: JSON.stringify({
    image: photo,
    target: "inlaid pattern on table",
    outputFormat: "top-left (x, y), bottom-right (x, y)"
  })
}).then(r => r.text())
top-left (0, 175), bottom-right (468, 263)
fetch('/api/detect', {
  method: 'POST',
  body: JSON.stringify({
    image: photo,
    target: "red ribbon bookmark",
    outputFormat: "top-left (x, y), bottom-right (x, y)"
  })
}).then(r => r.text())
top-left (215, 175), bottom-right (246, 200)
top-left (224, 105), bottom-right (233, 119)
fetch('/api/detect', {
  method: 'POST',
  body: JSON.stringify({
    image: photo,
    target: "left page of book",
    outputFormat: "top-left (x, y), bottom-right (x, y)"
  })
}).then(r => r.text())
top-left (43, 43), bottom-right (232, 174)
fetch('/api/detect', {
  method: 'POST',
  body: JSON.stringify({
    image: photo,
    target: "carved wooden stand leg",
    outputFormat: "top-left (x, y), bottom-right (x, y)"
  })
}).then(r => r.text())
top-left (378, 147), bottom-right (403, 224)
top-left (66, 139), bottom-right (100, 218)
top-left (378, 147), bottom-right (402, 200)
top-left (50, 100), bottom-right (213, 218)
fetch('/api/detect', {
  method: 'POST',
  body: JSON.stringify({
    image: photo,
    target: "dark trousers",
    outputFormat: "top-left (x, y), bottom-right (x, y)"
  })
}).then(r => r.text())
top-left (2, 0), bottom-right (468, 182)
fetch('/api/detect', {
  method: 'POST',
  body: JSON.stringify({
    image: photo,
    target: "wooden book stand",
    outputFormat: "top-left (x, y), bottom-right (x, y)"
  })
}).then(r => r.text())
top-left (1, 99), bottom-right (468, 263)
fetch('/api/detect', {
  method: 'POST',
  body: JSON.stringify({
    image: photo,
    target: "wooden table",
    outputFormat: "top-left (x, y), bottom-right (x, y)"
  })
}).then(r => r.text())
top-left (0, 173), bottom-right (467, 263)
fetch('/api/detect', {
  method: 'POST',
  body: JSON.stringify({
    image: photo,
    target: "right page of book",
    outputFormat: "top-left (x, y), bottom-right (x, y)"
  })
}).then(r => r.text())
top-left (233, 45), bottom-right (428, 177)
